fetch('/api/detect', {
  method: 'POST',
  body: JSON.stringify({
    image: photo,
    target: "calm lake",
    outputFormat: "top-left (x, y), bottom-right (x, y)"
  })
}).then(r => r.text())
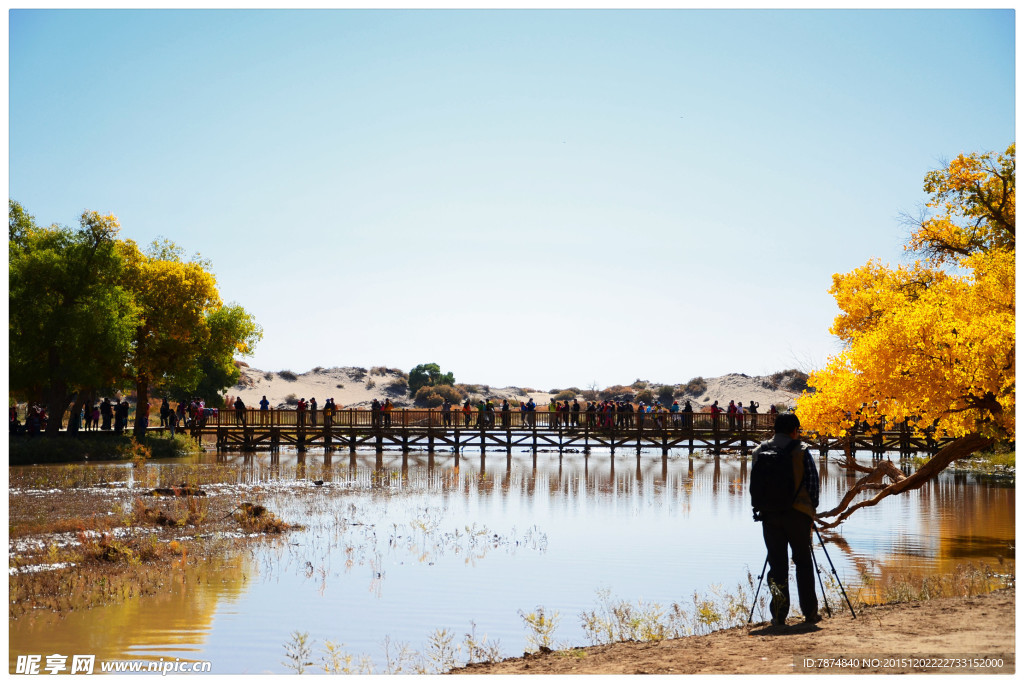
top-left (9, 447), bottom-right (1015, 674)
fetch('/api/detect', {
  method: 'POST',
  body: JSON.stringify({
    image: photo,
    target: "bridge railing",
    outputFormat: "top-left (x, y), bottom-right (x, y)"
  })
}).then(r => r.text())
top-left (199, 408), bottom-right (777, 432)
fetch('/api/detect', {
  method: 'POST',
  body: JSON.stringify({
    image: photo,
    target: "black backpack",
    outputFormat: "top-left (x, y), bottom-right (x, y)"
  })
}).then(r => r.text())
top-left (749, 440), bottom-right (802, 520)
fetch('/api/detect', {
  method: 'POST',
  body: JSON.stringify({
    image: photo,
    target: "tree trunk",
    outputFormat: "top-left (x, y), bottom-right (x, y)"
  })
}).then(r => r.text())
top-left (66, 393), bottom-right (88, 435)
top-left (817, 433), bottom-right (995, 529)
top-left (44, 383), bottom-right (69, 436)
top-left (133, 377), bottom-right (150, 440)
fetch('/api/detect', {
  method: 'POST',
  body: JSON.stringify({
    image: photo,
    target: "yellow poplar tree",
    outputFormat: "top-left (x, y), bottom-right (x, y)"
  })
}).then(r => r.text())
top-left (119, 239), bottom-right (260, 438)
top-left (798, 144), bottom-right (1015, 528)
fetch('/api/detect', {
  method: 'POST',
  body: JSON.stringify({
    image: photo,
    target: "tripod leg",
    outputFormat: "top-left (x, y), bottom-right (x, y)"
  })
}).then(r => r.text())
top-left (813, 523), bottom-right (857, 618)
top-left (748, 555), bottom-right (769, 624)
top-left (810, 545), bottom-right (832, 617)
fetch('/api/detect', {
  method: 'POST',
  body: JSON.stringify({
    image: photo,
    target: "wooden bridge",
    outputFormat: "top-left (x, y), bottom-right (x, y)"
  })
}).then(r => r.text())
top-left (188, 409), bottom-right (955, 458)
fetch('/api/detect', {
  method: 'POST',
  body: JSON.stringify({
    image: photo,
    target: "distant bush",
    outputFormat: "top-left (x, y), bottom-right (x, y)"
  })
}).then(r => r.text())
top-left (312, 366), bottom-right (324, 374)
top-left (635, 389), bottom-right (654, 405)
top-left (278, 370), bottom-right (298, 382)
top-left (548, 388), bottom-right (560, 395)
top-left (386, 378), bottom-right (409, 396)
top-left (631, 380), bottom-right (648, 391)
top-left (766, 369), bottom-right (810, 393)
top-left (284, 394), bottom-right (298, 405)
top-left (554, 390), bottom-right (577, 402)
top-left (433, 384), bottom-right (465, 404)
top-left (599, 385), bottom-right (635, 402)
top-left (658, 385), bottom-right (676, 404)
top-left (682, 377), bottom-right (707, 397)
top-left (581, 390), bottom-right (598, 402)
top-left (414, 388), bottom-right (445, 408)
top-left (349, 368), bottom-right (367, 381)
top-left (264, 372), bottom-right (273, 381)
top-left (365, 378), bottom-right (376, 389)
top-left (414, 384), bottom-right (463, 407)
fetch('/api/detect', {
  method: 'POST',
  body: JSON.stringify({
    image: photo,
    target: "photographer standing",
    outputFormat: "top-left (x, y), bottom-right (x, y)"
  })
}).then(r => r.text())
top-left (750, 413), bottom-right (820, 626)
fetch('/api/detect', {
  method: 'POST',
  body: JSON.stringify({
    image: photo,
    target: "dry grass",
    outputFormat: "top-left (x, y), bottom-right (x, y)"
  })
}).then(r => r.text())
top-left (233, 502), bottom-right (294, 533)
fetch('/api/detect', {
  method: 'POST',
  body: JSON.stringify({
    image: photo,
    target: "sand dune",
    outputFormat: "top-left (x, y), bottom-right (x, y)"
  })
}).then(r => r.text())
top-left (227, 365), bottom-right (804, 412)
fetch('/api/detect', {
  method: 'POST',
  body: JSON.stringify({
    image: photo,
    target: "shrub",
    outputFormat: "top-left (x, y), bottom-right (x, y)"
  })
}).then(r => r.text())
top-left (284, 394), bottom-right (298, 406)
top-left (415, 390), bottom-right (445, 408)
top-left (433, 384), bottom-right (465, 404)
top-left (386, 378), bottom-right (409, 396)
top-left (599, 385), bottom-right (634, 402)
top-left (366, 378), bottom-right (376, 389)
top-left (767, 369), bottom-right (810, 393)
top-left (658, 385), bottom-right (676, 404)
top-left (278, 370), bottom-right (298, 382)
top-left (635, 389), bottom-right (654, 405)
top-left (264, 372), bottom-right (273, 381)
top-left (581, 390), bottom-right (598, 402)
top-left (631, 380), bottom-right (648, 390)
top-left (312, 366), bottom-right (324, 373)
top-left (349, 368), bottom-right (367, 380)
top-left (554, 390), bottom-right (577, 402)
top-left (683, 377), bottom-right (707, 397)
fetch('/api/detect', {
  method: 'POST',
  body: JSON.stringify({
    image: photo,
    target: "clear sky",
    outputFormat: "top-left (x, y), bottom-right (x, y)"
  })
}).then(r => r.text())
top-left (8, 7), bottom-right (1015, 390)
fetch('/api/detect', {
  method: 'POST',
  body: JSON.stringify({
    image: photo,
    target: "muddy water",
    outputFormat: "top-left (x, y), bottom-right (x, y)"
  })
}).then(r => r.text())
top-left (9, 449), bottom-right (1014, 674)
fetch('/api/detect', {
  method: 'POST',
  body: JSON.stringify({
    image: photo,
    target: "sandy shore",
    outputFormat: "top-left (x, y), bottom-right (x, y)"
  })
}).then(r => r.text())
top-left (452, 588), bottom-right (1015, 675)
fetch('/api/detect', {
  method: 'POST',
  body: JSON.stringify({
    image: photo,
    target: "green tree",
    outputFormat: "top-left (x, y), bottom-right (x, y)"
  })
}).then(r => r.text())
top-left (408, 362), bottom-right (456, 398)
top-left (8, 203), bottom-right (140, 433)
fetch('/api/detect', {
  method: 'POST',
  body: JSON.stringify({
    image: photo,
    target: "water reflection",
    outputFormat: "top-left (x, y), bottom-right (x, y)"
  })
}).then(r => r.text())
top-left (9, 554), bottom-right (255, 672)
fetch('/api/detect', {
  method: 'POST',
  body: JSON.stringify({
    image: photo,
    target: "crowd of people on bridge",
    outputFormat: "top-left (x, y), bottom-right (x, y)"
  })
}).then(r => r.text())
top-left (11, 392), bottom-right (781, 436)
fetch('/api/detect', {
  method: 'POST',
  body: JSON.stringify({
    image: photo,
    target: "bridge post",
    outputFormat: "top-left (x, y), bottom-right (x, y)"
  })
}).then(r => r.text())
top-left (636, 421), bottom-right (642, 455)
top-left (454, 429), bottom-right (460, 455)
top-left (401, 410), bottom-right (409, 453)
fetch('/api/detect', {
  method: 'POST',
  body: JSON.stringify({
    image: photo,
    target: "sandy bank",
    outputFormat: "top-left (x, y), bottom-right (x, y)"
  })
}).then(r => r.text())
top-left (452, 587), bottom-right (1015, 674)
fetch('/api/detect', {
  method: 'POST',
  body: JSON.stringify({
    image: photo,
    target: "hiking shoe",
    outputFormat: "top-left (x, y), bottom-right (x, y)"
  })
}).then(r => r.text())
top-left (803, 613), bottom-right (822, 625)
top-left (771, 617), bottom-right (787, 627)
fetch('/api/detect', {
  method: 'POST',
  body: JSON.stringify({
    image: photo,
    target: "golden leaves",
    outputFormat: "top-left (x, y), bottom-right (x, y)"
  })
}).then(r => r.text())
top-left (799, 145), bottom-right (1015, 442)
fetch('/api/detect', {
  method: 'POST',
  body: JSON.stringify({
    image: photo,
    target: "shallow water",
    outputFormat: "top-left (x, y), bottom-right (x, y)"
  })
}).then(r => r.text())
top-left (9, 448), bottom-right (1015, 674)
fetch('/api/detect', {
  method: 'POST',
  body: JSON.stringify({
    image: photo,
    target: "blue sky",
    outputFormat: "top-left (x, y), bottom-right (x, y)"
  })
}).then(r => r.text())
top-left (8, 8), bottom-right (1015, 390)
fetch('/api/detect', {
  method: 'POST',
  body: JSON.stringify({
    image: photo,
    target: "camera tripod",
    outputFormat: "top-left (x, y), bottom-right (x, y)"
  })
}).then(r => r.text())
top-left (747, 522), bottom-right (856, 624)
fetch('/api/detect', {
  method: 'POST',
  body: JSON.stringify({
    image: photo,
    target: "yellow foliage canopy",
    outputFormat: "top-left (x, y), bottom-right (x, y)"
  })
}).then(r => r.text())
top-left (798, 145), bottom-right (1015, 443)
